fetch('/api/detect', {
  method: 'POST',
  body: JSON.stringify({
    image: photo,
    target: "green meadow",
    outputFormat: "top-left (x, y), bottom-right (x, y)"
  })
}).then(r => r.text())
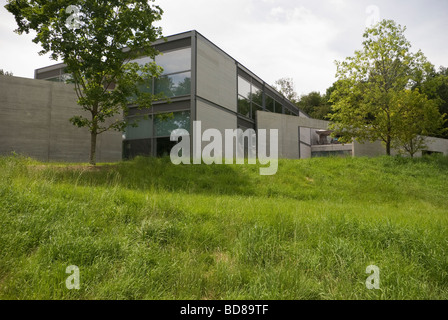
top-left (0, 154), bottom-right (447, 300)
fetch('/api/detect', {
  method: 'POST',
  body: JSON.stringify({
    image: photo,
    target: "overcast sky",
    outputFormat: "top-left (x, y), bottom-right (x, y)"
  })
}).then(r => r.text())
top-left (1, 0), bottom-right (447, 96)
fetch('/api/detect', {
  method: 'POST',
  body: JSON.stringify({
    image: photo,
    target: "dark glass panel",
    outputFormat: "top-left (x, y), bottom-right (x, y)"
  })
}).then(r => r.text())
top-left (274, 101), bottom-right (283, 114)
top-left (238, 96), bottom-right (251, 118)
top-left (155, 111), bottom-right (190, 137)
top-left (266, 95), bottom-right (275, 112)
top-left (157, 137), bottom-right (180, 157)
top-left (46, 77), bottom-right (61, 82)
top-left (123, 139), bottom-right (152, 159)
top-left (125, 116), bottom-right (153, 140)
top-left (251, 87), bottom-right (263, 107)
top-left (136, 78), bottom-right (153, 94)
top-left (154, 72), bottom-right (191, 97)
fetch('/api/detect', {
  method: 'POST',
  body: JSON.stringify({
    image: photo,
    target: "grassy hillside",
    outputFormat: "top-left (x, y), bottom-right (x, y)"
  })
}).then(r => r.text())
top-left (0, 155), bottom-right (447, 300)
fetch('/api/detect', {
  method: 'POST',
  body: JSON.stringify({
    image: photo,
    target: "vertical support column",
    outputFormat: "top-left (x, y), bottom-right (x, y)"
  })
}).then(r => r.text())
top-left (190, 31), bottom-right (198, 158)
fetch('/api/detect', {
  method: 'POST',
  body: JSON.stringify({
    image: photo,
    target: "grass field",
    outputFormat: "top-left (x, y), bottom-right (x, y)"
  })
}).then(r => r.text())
top-left (0, 154), bottom-right (447, 300)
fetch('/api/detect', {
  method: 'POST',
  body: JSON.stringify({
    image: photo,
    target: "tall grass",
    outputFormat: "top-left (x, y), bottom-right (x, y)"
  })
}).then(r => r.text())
top-left (0, 154), bottom-right (447, 299)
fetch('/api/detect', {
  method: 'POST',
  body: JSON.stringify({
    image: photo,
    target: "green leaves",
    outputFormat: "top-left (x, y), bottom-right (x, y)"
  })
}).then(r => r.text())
top-left (330, 19), bottom-right (445, 155)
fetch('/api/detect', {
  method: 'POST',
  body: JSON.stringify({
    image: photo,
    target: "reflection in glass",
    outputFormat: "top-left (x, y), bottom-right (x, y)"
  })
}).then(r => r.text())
top-left (155, 48), bottom-right (191, 75)
top-left (131, 56), bottom-right (153, 66)
top-left (46, 77), bottom-right (61, 82)
top-left (123, 139), bottom-right (152, 159)
top-left (266, 95), bottom-right (275, 112)
top-left (251, 88), bottom-right (263, 107)
top-left (136, 78), bottom-right (153, 94)
top-left (251, 103), bottom-right (263, 119)
top-left (155, 111), bottom-right (191, 137)
top-left (252, 84), bottom-right (261, 96)
top-left (238, 76), bottom-right (251, 99)
top-left (275, 102), bottom-right (283, 114)
top-left (154, 72), bottom-right (191, 97)
top-left (125, 116), bottom-right (153, 140)
top-left (238, 96), bottom-right (250, 118)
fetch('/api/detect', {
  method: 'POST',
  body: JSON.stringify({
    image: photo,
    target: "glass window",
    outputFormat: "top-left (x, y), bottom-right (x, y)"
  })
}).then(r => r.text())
top-left (251, 103), bottom-right (263, 119)
top-left (131, 56), bottom-right (153, 66)
top-left (251, 84), bottom-right (263, 106)
top-left (155, 48), bottom-right (191, 75)
top-left (285, 108), bottom-right (292, 115)
top-left (238, 96), bottom-right (250, 118)
top-left (154, 72), bottom-right (191, 97)
top-left (46, 76), bottom-right (61, 82)
top-left (275, 101), bottom-right (283, 114)
top-left (123, 139), bottom-right (152, 159)
top-left (238, 76), bottom-right (251, 99)
top-left (136, 78), bottom-right (153, 94)
top-left (156, 137), bottom-right (186, 157)
top-left (125, 116), bottom-right (153, 140)
top-left (266, 95), bottom-right (275, 112)
top-left (155, 111), bottom-right (190, 137)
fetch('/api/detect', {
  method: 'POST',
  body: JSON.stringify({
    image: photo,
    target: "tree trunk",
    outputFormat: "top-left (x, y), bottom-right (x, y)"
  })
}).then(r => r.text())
top-left (386, 137), bottom-right (391, 156)
top-left (90, 131), bottom-right (97, 166)
top-left (90, 105), bottom-right (99, 166)
top-left (386, 110), bottom-right (391, 156)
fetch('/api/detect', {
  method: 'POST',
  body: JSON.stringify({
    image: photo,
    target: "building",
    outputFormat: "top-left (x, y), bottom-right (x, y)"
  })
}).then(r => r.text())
top-left (35, 30), bottom-right (313, 159)
top-left (0, 74), bottom-right (121, 162)
top-left (2, 30), bottom-right (447, 161)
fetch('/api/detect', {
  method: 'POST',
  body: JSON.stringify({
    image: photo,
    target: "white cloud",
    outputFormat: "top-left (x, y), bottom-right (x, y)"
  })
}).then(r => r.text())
top-left (1, 0), bottom-right (447, 95)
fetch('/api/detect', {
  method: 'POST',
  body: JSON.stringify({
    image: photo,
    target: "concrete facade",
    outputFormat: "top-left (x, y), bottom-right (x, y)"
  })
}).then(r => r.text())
top-left (0, 75), bottom-right (122, 162)
top-left (6, 30), bottom-right (447, 162)
top-left (257, 111), bottom-right (331, 159)
top-left (196, 34), bottom-right (238, 113)
top-left (258, 111), bottom-right (448, 159)
top-left (352, 137), bottom-right (448, 157)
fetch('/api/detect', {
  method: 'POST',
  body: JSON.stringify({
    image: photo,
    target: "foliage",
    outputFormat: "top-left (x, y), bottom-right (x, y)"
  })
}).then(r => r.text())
top-left (296, 91), bottom-right (334, 120)
top-left (329, 19), bottom-right (445, 155)
top-left (274, 77), bottom-right (298, 103)
top-left (5, 0), bottom-right (165, 165)
top-left (419, 66), bottom-right (448, 139)
top-left (0, 69), bottom-right (13, 76)
top-left (391, 89), bottom-right (444, 157)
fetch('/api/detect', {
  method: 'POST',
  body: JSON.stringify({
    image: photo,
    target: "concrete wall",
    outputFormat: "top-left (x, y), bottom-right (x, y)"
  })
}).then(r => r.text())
top-left (196, 35), bottom-right (237, 113)
top-left (353, 137), bottom-right (448, 157)
top-left (352, 140), bottom-right (387, 157)
top-left (195, 100), bottom-right (237, 158)
top-left (0, 75), bottom-right (122, 162)
top-left (419, 137), bottom-right (448, 156)
top-left (257, 111), bottom-right (330, 159)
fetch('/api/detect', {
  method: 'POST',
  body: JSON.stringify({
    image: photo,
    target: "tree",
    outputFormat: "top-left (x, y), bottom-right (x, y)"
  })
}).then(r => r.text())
top-left (0, 69), bottom-right (13, 76)
top-left (392, 89), bottom-right (444, 157)
top-left (274, 78), bottom-right (298, 103)
top-left (419, 66), bottom-right (448, 139)
top-left (297, 91), bottom-right (333, 120)
top-left (329, 19), bottom-right (445, 155)
top-left (6, 0), bottom-right (164, 165)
